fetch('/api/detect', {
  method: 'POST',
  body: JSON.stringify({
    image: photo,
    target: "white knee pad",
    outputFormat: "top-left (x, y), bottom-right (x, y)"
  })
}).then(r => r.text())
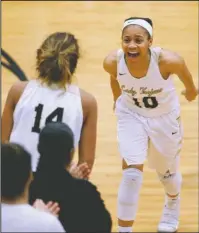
top-left (157, 171), bottom-right (182, 196)
top-left (118, 168), bottom-right (143, 221)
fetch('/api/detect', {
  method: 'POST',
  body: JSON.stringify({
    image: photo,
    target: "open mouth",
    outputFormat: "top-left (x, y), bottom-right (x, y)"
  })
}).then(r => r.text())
top-left (127, 52), bottom-right (139, 58)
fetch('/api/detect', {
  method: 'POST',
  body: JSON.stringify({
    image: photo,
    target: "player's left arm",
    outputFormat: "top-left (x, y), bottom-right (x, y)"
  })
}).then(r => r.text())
top-left (1, 86), bottom-right (16, 142)
top-left (1, 81), bottom-right (27, 142)
top-left (78, 92), bottom-right (98, 176)
top-left (161, 49), bottom-right (198, 101)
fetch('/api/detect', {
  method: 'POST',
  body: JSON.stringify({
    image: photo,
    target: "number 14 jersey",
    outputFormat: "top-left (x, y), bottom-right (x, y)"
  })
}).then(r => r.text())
top-left (116, 47), bottom-right (180, 117)
top-left (10, 80), bottom-right (83, 172)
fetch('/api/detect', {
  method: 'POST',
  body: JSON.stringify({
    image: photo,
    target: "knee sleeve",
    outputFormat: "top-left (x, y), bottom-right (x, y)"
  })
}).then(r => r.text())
top-left (157, 171), bottom-right (182, 196)
top-left (117, 168), bottom-right (143, 221)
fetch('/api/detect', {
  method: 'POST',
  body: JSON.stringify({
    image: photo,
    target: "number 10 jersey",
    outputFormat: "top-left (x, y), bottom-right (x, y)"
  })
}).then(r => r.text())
top-left (116, 47), bottom-right (180, 117)
top-left (9, 80), bottom-right (83, 172)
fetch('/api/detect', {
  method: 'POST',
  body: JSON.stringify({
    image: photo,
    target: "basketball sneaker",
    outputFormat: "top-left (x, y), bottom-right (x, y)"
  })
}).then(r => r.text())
top-left (157, 195), bottom-right (180, 232)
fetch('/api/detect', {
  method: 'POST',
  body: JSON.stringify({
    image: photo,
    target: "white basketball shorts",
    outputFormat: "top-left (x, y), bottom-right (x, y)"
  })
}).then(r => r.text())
top-left (115, 101), bottom-right (183, 174)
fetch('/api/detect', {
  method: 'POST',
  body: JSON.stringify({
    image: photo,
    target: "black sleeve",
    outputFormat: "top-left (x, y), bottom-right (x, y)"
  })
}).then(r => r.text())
top-left (79, 181), bottom-right (112, 233)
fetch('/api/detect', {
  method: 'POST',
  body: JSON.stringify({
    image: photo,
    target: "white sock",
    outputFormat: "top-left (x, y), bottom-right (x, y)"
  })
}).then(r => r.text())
top-left (118, 226), bottom-right (133, 232)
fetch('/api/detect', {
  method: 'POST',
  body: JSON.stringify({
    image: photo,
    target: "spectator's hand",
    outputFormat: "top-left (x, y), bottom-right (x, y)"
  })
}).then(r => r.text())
top-left (69, 162), bottom-right (91, 179)
top-left (33, 199), bottom-right (60, 217)
top-left (46, 201), bottom-right (60, 217)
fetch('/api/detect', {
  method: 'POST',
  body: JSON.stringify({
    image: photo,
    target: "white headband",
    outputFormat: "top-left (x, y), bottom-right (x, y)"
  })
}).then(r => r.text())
top-left (123, 19), bottom-right (153, 37)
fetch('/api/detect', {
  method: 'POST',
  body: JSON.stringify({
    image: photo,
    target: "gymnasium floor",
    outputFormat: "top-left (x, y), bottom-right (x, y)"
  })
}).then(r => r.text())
top-left (2, 1), bottom-right (198, 232)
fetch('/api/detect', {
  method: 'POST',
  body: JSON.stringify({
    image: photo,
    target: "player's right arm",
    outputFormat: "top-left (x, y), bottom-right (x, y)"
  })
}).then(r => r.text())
top-left (103, 50), bottom-right (121, 107)
top-left (1, 81), bottom-right (28, 143)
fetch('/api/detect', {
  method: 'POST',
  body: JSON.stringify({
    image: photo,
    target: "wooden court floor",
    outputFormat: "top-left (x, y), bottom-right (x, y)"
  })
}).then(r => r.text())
top-left (2, 1), bottom-right (198, 232)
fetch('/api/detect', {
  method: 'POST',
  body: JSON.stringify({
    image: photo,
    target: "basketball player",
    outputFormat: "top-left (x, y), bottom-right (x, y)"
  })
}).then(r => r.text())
top-left (2, 32), bottom-right (97, 176)
top-left (103, 17), bottom-right (198, 232)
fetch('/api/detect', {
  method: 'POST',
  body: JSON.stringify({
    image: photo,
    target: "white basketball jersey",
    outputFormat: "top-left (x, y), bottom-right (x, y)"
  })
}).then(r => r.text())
top-left (10, 80), bottom-right (83, 171)
top-left (116, 47), bottom-right (180, 117)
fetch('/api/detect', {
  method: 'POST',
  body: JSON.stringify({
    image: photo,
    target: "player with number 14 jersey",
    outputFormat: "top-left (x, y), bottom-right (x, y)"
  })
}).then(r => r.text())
top-left (2, 32), bottom-right (97, 174)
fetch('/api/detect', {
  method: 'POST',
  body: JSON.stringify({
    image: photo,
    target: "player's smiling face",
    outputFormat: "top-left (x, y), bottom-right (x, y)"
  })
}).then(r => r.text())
top-left (121, 25), bottom-right (152, 62)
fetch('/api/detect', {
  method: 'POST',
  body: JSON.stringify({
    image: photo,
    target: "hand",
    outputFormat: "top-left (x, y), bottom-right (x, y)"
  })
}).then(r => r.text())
top-left (46, 201), bottom-right (60, 217)
top-left (181, 88), bottom-right (198, 101)
top-left (69, 162), bottom-right (91, 179)
top-left (33, 199), bottom-right (60, 217)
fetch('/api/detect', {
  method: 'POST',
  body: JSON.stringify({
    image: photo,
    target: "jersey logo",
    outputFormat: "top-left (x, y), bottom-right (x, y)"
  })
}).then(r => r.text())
top-left (119, 73), bottom-right (126, 75)
top-left (121, 85), bottom-right (161, 109)
top-left (172, 132), bottom-right (177, 135)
